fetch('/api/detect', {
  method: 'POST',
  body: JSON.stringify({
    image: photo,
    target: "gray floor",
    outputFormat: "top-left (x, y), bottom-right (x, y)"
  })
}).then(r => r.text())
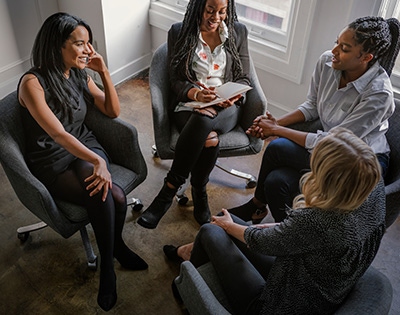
top-left (0, 75), bottom-right (399, 314)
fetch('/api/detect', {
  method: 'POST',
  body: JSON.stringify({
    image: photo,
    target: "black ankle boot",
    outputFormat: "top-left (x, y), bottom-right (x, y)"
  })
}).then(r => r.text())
top-left (191, 186), bottom-right (211, 225)
top-left (228, 199), bottom-right (266, 222)
top-left (137, 181), bottom-right (177, 229)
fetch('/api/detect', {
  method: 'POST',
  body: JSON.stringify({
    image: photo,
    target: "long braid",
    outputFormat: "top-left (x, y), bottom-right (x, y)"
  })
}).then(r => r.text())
top-left (381, 18), bottom-right (400, 76)
top-left (171, 0), bottom-right (243, 82)
top-left (349, 16), bottom-right (400, 76)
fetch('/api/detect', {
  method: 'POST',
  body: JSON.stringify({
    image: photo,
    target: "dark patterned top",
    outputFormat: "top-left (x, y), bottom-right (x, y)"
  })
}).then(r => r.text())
top-left (19, 68), bottom-right (105, 186)
top-left (244, 180), bottom-right (386, 315)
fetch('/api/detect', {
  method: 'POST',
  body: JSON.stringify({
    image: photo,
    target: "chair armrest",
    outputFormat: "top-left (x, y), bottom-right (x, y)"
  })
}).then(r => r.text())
top-left (384, 179), bottom-right (400, 227)
top-left (334, 266), bottom-right (392, 315)
top-left (175, 261), bottom-right (231, 315)
top-left (240, 58), bottom-right (268, 154)
top-left (84, 105), bottom-right (147, 186)
top-left (149, 42), bottom-right (174, 158)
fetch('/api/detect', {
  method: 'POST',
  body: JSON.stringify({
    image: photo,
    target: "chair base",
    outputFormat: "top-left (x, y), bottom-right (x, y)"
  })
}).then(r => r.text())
top-left (128, 197), bottom-right (144, 212)
top-left (215, 160), bottom-right (257, 188)
top-left (16, 222), bottom-right (98, 270)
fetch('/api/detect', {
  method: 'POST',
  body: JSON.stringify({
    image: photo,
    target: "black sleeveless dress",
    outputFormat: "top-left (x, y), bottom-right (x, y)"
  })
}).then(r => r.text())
top-left (19, 68), bottom-right (106, 186)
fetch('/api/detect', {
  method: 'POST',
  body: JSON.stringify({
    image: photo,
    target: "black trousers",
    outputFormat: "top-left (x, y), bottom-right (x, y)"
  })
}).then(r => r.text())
top-left (167, 104), bottom-right (241, 188)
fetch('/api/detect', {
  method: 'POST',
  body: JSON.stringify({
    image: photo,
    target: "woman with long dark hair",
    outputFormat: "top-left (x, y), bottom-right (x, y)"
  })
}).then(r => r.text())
top-left (138, 0), bottom-right (252, 229)
top-left (18, 12), bottom-right (147, 311)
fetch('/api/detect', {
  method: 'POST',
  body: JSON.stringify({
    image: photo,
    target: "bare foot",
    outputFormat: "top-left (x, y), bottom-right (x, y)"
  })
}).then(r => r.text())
top-left (176, 242), bottom-right (193, 261)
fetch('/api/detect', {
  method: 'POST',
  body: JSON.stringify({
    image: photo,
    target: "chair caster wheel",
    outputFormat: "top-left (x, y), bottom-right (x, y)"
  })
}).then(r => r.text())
top-left (151, 144), bottom-right (159, 157)
top-left (128, 198), bottom-right (144, 212)
top-left (88, 257), bottom-right (98, 270)
top-left (176, 193), bottom-right (189, 205)
top-left (246, 177), bottom-right (257, 189)
top-left (18, 232), bottom-right (29, 242)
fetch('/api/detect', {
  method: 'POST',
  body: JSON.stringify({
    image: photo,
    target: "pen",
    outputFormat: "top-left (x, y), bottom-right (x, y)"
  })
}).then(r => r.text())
top-left (196, 82), bottom-right (221, 99)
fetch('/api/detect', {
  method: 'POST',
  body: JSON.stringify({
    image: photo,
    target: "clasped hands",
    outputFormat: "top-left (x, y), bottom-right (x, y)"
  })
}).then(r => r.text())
top-left (246, 111), bottom-right (278, 140)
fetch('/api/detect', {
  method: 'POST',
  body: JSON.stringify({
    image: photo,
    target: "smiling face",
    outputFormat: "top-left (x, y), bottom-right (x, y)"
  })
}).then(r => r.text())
top-left (200, 0), bottom-right (228, 32)
top-left (331, 27), bottom-right (373, 73)
top-left (61, 25), bottom-right (92, 72)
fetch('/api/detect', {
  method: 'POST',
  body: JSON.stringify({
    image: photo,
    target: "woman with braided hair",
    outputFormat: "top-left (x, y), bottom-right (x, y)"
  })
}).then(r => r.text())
top-left (228, 16), bottom-right (400, 223)
top-left (138, 0), bottom-right (251, 229)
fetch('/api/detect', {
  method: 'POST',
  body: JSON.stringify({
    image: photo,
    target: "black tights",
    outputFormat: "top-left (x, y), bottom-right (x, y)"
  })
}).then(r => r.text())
top-left (168, 105), bottom-right (241, 188)
top-left (48, 155), bottom-right (126, 273)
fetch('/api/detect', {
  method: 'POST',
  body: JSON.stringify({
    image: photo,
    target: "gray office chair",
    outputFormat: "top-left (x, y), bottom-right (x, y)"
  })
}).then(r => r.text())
top-left (288, 98), bottom-right (400, 229)
top-left (0, 91), bottom-right (147, 269)
top-left (175, 261), bottom-right (393, 315)
top-left (149, 42), bottom-right (268, 203)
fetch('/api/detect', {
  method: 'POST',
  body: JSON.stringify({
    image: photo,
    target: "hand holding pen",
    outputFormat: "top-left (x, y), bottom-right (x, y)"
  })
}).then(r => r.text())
top-left (195, 81), bottom-right (219, 103)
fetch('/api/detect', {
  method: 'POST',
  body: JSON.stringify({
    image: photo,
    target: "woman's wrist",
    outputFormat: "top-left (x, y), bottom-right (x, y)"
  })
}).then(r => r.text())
top-left (193, 89), bottom-right (200, 101)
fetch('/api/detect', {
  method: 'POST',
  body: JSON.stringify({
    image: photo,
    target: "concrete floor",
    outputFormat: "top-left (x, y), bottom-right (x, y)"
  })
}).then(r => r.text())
top-left (0, 74), bottom-right (399, 314)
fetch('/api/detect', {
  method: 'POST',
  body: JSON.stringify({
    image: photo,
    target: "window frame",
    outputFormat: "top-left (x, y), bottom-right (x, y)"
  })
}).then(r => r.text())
top-left (150, 0), bottom-right (317, 84)
top-left (379, 0), bottom-right (400, 95)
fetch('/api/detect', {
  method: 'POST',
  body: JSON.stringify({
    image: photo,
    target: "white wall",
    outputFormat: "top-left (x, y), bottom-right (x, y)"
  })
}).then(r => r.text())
top-left (0, 0), bottom-right (152, 98)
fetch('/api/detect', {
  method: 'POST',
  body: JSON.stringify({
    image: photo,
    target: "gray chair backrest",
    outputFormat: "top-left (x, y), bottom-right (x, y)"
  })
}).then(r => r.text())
top-left (149, 42), bottom-right (268, 159)
top-left (0, 91), bottom-right (84, 237)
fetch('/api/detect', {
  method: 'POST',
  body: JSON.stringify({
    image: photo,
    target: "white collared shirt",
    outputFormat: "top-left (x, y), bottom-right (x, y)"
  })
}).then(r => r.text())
top-left (298, 50), bottom-right (394, 154)
top-left (192, 21), bottom-right (229, 88)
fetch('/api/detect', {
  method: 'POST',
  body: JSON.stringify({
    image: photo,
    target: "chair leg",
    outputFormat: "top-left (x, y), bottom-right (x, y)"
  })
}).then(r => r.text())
top-left (176, 179), bottom-right (189, 205)
top-left (215, 160), bottom-right (257, 188)
top-left (79, 226), bottom-right (97, 270)
top-left (17, 221), bottom-right (48, 242)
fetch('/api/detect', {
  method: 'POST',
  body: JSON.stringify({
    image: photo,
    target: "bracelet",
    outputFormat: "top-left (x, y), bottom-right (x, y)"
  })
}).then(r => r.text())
top-left (193, 89), bottom-right (200, 101)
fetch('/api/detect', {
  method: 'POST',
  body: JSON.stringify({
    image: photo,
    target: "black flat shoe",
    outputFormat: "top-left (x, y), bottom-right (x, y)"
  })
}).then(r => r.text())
top-left (163, 245), bottom-right (183, 262)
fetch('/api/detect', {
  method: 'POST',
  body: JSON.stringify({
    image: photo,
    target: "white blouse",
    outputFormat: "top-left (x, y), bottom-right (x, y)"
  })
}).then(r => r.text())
top-left (192, 21), bottom-right (229, 88)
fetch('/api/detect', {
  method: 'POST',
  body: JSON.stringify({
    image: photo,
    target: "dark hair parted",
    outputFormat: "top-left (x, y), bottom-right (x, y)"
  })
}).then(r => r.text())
top-left (31, 12), bottom-right (93, 122)
top-left (349, 16), bottom-right (400, 76)
top-left (170, 0), bottom-right (243, 82)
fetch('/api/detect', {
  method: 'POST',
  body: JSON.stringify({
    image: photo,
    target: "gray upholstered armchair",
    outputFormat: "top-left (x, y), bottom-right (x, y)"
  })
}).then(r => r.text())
top-left (149, 43), bottom-right (268, 201)
top-left (175, 261), bottom-right (393, 315)
top-left (0, 91), bottom-right (147, 269)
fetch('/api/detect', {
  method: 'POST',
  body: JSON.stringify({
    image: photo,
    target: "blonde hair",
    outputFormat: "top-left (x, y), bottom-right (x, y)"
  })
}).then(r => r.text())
top-left (293, 127), bottom-right (381, 212)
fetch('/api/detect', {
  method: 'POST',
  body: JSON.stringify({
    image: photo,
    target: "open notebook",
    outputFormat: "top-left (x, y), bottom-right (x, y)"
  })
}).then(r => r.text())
top-left (185, 82), bottom-right (252, 109)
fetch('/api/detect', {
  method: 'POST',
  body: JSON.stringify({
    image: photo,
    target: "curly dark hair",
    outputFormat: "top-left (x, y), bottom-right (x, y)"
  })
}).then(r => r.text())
top-left (349, 16), bottom-right (400, 76)
top-left (31, 12), bottom-right (93, 122)
top-left (170, 0), bottom-right (243, 82)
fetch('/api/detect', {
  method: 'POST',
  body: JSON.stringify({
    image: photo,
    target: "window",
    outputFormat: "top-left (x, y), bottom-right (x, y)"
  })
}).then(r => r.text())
top-left (380, 0), bottom-right (400, 92)
top-left (155, 0), bottom-right (293, 47)
top-left (150, 0), bottom-right (316, 83)
top-left (235, 0), bottom-right (293, 46)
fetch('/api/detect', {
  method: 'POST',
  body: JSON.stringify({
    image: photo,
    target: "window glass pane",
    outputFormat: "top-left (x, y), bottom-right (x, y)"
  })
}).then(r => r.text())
top-left (156, 0), bottom-right (294, 46)
top-left (236, 0), bottom-right (292, 33)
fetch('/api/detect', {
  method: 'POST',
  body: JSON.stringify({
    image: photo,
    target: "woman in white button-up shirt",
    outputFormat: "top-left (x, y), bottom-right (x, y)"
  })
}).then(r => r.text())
top-left (230, 16), bottom-right (400, 223)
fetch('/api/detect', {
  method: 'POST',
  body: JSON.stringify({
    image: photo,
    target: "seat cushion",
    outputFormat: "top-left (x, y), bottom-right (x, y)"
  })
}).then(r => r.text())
top-left (55, 164), bottom-right (138, 222)
top-left (169, 126), bottom-right (250, 152)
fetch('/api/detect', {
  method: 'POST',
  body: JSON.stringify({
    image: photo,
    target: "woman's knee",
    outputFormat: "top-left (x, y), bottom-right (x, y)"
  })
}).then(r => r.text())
top-left (197, 223), bottom-right (226, 243)
top-left (111, 184), bottom-right (127, 212)
top-left (205, 131), bottom-right (219, 148)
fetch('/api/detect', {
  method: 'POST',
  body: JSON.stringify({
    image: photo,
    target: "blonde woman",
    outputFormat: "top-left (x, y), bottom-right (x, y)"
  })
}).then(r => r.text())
top-left (168, 127), bottom-right (385, 314)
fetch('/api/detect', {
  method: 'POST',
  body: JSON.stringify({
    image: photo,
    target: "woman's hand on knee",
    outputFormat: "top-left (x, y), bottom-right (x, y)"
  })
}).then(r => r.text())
top-left (84, 158), bottom-right (112, 201)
